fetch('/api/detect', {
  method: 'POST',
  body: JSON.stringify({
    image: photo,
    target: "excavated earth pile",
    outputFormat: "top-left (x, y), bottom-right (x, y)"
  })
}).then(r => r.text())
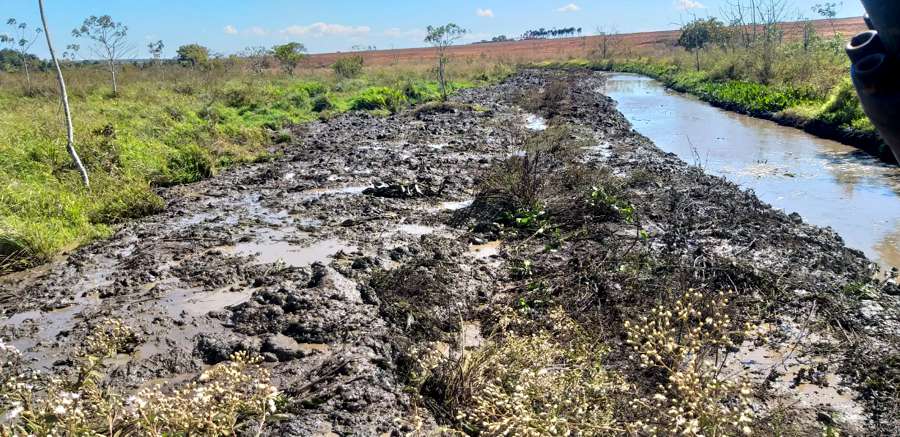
top-left (1, 69), bottom-right (898, 435)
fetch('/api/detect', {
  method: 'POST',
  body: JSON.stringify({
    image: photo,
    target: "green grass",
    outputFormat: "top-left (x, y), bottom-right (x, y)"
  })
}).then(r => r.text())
top-left (0, 62), bottom-right (513, 272)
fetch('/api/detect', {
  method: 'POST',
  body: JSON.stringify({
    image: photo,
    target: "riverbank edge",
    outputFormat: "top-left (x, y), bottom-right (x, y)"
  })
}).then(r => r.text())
top-left (534, 60), bottom-right (896, 165)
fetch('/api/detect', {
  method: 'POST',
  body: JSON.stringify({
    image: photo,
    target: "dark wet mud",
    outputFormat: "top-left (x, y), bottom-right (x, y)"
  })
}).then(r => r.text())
top-left (1, 70), bottom-right (898, 435)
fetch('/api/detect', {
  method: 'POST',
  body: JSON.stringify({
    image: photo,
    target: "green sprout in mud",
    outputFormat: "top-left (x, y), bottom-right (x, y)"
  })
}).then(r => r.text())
top-left (638, 229), bottom-right (650, 241)
top-left (501, 207), bottom-right (550, 232)
top-left (511, 259), bottom-right (534, 279)
top-left (588, 186), bottom-right (635, 224)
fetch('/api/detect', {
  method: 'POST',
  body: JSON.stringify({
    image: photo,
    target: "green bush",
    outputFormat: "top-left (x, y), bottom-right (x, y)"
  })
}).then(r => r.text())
top-left (816, 78), bottom-right (868, 128)
top-left (349, 86), bottom-right (408, 113)
top-left (89, 179), bottom-right (165, 224)
top-left (402, 81), bottom-right (441, 104)
top-left (163, 144), bottom-right (214, 185)
top-left (332, 55), bottom-right (365, 79)
top-left (312, 94), bottom-right (335, 112)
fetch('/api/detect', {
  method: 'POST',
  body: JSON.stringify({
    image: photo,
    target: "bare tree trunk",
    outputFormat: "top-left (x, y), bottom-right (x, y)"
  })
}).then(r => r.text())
top-left (108, 60), bottom-right (118, 96)
top-left (38, 0), bottom-right (90, 187)
top-left (438, 49), bottom-right (447, 101)
top-left (22, 56), bottom-right (32, 94)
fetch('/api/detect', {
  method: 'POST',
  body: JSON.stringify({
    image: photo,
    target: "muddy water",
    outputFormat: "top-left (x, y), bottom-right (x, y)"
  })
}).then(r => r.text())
top-left (603, 73), bottom-right (900, 272)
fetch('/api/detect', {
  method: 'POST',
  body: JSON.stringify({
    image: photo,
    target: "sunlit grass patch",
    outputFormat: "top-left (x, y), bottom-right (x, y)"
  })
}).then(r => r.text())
top-left (0, 61), bottom-right (514, 273)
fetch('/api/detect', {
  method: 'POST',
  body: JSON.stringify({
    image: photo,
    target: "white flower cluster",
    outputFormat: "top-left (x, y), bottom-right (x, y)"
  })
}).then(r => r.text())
top-left (1, 322), bottom-right (280, 436)
top-left (625, 290), bottom-right (756, 436)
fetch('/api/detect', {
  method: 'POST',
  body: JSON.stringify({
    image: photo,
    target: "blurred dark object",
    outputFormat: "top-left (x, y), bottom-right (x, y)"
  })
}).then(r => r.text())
top-left (847, 1), bottom-right (900, 163)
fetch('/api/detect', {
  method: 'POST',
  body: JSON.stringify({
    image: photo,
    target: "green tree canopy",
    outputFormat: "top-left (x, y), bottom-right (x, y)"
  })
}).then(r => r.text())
top-left (176, 43), bottom-right (209, 67)
top-left (677, 18), bottom-right (726, 71)
top-left (272, 42), bottom-right (306, 75)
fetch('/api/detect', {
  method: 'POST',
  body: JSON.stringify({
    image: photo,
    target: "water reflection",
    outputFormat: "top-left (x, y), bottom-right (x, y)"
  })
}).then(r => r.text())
top-left (603, 73), bottom-right (900, 272)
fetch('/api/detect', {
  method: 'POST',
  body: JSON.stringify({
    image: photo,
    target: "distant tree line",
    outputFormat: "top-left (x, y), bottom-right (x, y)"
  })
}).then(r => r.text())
top-left (476, 27), bottom-right (584, 44)
top-left (523, 27), bottom-right (583, 40)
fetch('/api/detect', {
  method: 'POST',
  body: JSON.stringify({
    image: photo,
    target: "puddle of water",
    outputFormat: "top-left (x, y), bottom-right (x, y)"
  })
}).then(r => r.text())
top-left (299, 185), bottom-right (369, 200)
top-left (175, 288), bottom-right (255, 316)
top-left (232, 230), bottom-right (355, 268)
top-left (397, 224), bottom-right (441, 236)
top-left (469, 241), bottom-right (502, 259)
top-left (726, 324), bottom-right (866, 426)
top-left (525, 114), bottom-right (548, 131)
top-left (0, 293), bottom-right (100, 363)
top-left (603, 73), bottom-right (900, 272)
top-left (440, 199), bottom-right (474, 211)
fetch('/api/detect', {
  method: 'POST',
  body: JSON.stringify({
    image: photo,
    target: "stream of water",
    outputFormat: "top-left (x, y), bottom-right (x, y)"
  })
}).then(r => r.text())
top-left (602, 73), bottom-right (900, 273)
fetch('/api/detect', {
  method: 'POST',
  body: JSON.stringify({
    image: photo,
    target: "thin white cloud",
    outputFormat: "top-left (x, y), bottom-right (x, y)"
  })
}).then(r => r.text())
top-left (224, 25), bottom-right (269, 37)
top-left (476, 8), bottom-right (494, 18)
top-left (462, 32), bottom-right (492, 42)
top-left (675, 0), bottom-right (705, 10)
top-left (281, 22), bottom-right (371, 38)
top-left (556, 3), bottom-right (581, 12)
top-left (383, 27), bottom-right (428, 41)
top-left (246, 26), bottom-right (267, 36)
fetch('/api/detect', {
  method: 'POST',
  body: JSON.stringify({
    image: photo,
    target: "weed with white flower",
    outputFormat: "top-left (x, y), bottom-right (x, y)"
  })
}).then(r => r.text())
top-left (0, 319), bottom-right (279, 436)
top-left (624, 290), bottom-right (756, 436)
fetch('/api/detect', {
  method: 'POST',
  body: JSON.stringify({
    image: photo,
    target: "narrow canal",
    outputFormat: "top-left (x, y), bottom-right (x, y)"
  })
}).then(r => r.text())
top-left (602, 73), bottom-right (900, 273)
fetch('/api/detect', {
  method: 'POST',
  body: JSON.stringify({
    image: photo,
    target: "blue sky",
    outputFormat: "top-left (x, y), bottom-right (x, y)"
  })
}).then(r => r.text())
top-left (3, 0), bottom-right (865, 59)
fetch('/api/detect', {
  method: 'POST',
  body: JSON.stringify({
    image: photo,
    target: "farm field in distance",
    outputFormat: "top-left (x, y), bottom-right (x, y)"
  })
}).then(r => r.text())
top-left (308, 16), bottom-right (867, 65)
top-left (1, 2), bottom-right (899, 436)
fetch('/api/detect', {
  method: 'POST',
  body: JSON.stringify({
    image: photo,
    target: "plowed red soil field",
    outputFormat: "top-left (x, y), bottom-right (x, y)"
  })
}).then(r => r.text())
top-left (307, 17), bottom-right (866, 66)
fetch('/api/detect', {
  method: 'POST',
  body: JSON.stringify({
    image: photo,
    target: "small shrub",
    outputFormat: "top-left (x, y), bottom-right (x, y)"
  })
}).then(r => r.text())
top-left (0, 320), bottom-right (279, 436)
top-left (816, 78), bottom-right (867, 128)
top-left (524, 80), bottom-right (570, 118)
top-left (332, 55), bottom-right (364, 79)
top-left (311, 94), bottom-right (335, 112)
top-left (90, 181), bottom-right (166, 224)
top-left (587, 185), bottom-right (635, 223)
top-left (624, 290), bottom-right (755, 436)
top-left (218, 83), bottom-right (269, 109)
top-left (349, 87), bottom-right (408, 113)
top-left (402, 81), bottom-right (441, 104)
top-left (419, 309), bottom-right (625, 435)
top-left (164, 144), bottom-right (214, 185)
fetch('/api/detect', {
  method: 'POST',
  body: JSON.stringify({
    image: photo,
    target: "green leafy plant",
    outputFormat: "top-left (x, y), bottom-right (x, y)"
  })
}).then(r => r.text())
top-left (332, 55), bottom-right (364, 79)
top-left (349, 86), bottom-right (408, 113)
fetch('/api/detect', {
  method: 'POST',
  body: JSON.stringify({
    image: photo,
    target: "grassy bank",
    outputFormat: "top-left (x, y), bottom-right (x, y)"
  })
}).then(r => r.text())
top-left (539, 42), bottom-right (891, 161)
top-left (0, 62), bottom-right (514, 273)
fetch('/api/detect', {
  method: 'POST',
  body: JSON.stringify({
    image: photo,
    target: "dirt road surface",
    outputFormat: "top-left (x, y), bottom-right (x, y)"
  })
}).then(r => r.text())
top-left (1, 70), bottom-right (898, 435)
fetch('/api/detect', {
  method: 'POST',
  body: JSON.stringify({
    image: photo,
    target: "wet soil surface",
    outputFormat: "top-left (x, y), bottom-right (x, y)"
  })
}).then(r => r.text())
top-left (1, 70), bottom-right (899, 435)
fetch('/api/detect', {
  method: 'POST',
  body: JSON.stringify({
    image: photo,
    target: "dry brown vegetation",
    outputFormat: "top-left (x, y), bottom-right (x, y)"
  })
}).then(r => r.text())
top-left (306, 17), bottom-right (866, 67)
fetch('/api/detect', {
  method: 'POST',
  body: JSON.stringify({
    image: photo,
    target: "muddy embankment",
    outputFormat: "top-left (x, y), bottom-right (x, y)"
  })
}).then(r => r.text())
top-left (1, 70), bottom-right (899, 435)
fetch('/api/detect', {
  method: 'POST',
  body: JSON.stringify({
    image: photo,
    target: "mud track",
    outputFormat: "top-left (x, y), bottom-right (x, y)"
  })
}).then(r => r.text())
top-left (2, 70), bottom-right (899, 435)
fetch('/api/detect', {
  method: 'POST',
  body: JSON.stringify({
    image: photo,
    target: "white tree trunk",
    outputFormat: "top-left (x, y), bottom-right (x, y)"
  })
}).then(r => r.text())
top-left (22, 55), bottom-right (31, 93)
top-left (109, 60), bottom-right (118, 96)
top-left (38, 0), bottom-right (90, 187)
